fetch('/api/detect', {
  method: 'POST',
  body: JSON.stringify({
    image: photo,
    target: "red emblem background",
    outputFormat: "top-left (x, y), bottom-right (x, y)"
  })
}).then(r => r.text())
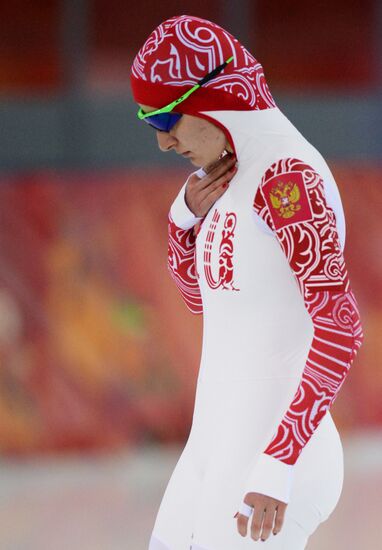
top-left (262, 171), bottom-right (313, 230)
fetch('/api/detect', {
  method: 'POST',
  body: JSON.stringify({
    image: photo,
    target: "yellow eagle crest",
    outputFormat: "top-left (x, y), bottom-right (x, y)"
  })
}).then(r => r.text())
top-left (269, 181), bottom-right (302, 219)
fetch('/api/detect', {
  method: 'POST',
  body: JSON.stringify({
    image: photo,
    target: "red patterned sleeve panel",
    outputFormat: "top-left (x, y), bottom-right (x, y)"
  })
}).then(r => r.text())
top-left (253, 158), bottom-right (364, 466)
top-left (167, 212), bottom-right (203, 315)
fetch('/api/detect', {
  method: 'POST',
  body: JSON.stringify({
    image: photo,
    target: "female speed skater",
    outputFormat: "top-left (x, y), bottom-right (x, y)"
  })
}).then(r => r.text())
top-left (130, 15), bottom-right (364, 549)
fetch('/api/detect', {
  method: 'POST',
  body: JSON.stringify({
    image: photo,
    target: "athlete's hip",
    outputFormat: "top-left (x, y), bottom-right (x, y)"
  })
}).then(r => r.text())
top-left (187, 377), bottom-right (344, 517)
top-left (291, 411), bottom-right (344, 520)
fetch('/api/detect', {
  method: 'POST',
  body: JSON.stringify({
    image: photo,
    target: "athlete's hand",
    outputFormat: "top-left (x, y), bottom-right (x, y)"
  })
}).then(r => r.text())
top-left (185, 153), bottom-right (238, 218)
top-left (235, 492), bottom-right (287, 542)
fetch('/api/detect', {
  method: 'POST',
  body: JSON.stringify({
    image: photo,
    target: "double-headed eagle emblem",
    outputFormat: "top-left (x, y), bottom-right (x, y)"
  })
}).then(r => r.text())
top-left (269, 181), bottom-right (301, 219)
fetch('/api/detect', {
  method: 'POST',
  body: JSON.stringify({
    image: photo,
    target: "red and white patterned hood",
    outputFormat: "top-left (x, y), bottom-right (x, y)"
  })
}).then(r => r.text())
top-left (130, 15), bottom-right (279, 157)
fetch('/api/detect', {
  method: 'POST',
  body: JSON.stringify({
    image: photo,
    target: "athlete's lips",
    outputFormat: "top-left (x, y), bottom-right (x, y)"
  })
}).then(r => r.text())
top-left (180, 151), bottom-right (192, 157)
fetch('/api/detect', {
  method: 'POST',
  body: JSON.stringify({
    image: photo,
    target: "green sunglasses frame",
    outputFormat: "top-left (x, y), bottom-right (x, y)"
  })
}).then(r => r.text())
top-left (137, 55), bottom-right (234, 121)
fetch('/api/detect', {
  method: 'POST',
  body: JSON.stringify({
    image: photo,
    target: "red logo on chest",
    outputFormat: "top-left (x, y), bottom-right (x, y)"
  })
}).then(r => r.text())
top-left (203, 209), bottom-right (240, 291)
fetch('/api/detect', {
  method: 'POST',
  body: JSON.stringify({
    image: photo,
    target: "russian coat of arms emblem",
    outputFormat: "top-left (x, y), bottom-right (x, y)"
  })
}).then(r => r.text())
top-left (269, 181), bottom-right (302, 219)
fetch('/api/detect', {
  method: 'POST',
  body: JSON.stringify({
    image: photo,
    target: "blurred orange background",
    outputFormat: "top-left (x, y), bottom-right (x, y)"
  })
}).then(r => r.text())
top-left (0, 165), bottom-right (380, 455)
top-left (1, 2), bottom-right (381, 547)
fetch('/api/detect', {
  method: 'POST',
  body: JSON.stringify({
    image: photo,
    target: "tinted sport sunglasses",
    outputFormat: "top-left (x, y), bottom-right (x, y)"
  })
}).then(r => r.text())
top-left (137, 55), bottom-right (234, 132)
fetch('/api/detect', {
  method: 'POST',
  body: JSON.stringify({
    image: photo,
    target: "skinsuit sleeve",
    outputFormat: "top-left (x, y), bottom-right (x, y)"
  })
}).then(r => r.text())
top-left (241, 158), bottom-right (364, 504)
top-left (167, 172), bottom-right (204, 315)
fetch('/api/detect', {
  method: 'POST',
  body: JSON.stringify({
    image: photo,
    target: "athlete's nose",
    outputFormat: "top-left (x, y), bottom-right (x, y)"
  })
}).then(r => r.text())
top-left (156, 130), bottom-right (177, 152)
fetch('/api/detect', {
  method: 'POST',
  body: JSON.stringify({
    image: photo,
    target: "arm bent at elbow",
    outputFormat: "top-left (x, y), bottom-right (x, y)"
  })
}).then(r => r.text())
top-left (168, 211), bottom-right (203, 314)
top-left (240, 157), bottom-right (364, 504)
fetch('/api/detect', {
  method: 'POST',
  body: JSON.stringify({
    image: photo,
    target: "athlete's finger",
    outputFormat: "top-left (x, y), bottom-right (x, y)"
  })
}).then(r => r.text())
top-left (237, 512), bottom-right (250, 537)
top-left (273, 503), bottom-right (287, 535)
top-left (198, 180), bottom-right (231, 213)
top-left (251, 504), bottom-right (266, 541)
top-left (260, 505), bottom-right (276, 541)
top-left (185, 156), bottom-right (238, 216)
top-left (197, 155), bottom-right (237, 190)
top-left (201, 166), bottom-right (237, 197)
top-left (188, 154), bottom-right (234, 186)
top-left (187, 167), bottom-right (236, 216)
top-left (186, 154), bottom-right (236, 195)
top-left (187, 165), bottom-right (231, 194)
top-left (197, 166), bottom-right (236, 209)
top-left (204, 153), bottom-right (236, 179)
top-left (204, 151), bottom-right (234, 174)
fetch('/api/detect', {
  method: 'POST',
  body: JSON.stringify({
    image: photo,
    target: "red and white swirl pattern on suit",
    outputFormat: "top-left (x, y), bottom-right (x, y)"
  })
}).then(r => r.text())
top-left (204, 210), bottom-right (240, 291)
top-left (167, 156), bottom-right (364, 481)
top-left (168, 212), bottom-right (203, 314)
top-left (167, 206), bottom-right (241, 312)
top-left (253, 158), bottom-right (364, 465)
top-left (130, 14), bottom-right (276, 117)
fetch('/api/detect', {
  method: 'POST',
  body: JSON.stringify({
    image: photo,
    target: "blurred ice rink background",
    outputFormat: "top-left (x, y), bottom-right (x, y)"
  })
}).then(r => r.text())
top-left (0, 435), bottom-right (382, 549)
top-left (0, 1), bottom-right (381, 548)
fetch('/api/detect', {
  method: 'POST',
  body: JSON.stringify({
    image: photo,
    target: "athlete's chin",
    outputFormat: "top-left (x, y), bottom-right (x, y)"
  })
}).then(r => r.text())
top-left (189, 155), bottom-right (215, 168)
top-left (189, 157), bottom-right (201, 167)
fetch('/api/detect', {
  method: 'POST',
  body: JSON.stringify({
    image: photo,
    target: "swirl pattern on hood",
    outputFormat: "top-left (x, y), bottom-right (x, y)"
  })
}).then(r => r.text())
top-left (130, 14), bottom-right (276, 113)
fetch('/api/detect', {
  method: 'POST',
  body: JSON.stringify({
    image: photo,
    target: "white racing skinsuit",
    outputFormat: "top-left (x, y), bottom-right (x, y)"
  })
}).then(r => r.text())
top-left (130, 15), bottom-right (364, 550)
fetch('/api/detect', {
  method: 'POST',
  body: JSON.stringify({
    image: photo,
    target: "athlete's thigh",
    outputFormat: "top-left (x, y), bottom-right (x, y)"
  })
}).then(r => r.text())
top-left (149, 443), bottom-right (201, 550)
top-left (189, 421), bottom-right (321, 549)
top-left (290, 411), bottom-right (344, 534)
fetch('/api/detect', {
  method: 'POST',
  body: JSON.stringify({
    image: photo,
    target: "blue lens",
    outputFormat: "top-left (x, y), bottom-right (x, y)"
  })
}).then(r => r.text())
top-left (143, 112), bottom-right (182, 132)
